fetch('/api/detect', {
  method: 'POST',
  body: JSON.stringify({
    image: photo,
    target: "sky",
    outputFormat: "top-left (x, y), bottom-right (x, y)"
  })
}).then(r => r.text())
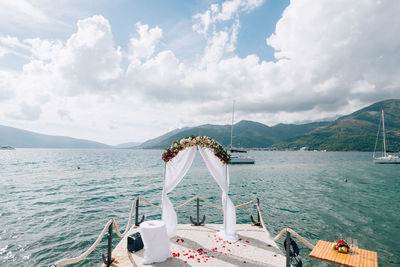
top-left (1, 0), bottom-right (400, 145)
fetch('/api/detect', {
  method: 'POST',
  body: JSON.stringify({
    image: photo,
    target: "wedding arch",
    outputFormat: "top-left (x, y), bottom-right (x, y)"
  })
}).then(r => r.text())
top-left (161, 135), bottom-right (238, 242)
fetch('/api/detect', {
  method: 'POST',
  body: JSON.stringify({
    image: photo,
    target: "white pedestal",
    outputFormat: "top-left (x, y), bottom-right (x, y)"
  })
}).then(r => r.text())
top-left (139, 220), bottom-right (171, 265)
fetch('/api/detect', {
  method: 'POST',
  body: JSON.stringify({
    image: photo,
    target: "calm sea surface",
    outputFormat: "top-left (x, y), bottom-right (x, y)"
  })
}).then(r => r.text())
top-left (0, 149), bottom-right (399, 266)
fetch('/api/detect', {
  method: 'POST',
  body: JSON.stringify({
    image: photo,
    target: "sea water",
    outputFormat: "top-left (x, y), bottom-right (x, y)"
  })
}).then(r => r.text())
top-left (0, 149), bottom-right (399, 266)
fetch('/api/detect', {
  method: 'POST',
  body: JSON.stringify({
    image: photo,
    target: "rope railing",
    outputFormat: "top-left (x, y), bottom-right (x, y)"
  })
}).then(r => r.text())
top-left (253, 201), bottom-right (315, 267)
top-left (273, 228), bottom-right (315, 250)
top-left (235, 198), bottom-right (256, 209)
top-left (174, 196), bottom-right (223, 210)
top-left (138, 196), bottom-right (162, 210)
top-left (51, 218), bottom-right (129, 267)
top-left (254, 201), bottom-right (315, 250)
top-left (51, 219), bottom-right (114, 267)
top-left (50, 196), bottom-right (256, 266)
top-left (51, 196), bottom-right (314, 267)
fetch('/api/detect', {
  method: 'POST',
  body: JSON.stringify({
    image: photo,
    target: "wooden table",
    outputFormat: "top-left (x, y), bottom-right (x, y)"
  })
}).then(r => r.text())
top-left (309, 240), bottom-right (378, 267)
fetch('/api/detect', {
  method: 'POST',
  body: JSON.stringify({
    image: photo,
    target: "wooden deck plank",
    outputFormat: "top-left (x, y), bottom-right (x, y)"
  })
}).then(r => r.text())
top-left (104, 224), bottom-right (286, 267)
top-left (309, 240), bottom-right (378, 267)
top-left (309, 240), bottom-right (324, 259)
top-left (322, 241), bottom-right (337, 264)
top-left (347, 249), bottom-right (356, 266)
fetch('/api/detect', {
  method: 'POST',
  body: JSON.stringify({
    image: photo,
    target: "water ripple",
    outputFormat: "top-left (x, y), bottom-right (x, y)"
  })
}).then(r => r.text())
top-left (0, 149), bottom-right (399, 266)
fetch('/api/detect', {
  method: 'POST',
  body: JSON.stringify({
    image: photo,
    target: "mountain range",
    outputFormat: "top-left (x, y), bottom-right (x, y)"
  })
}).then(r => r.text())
top-left (1, 99), bottom-right (399, 151)
top-left (137, 99), bottom-right (400, 152)
top-left (0, 125), bottom-right (111, 149)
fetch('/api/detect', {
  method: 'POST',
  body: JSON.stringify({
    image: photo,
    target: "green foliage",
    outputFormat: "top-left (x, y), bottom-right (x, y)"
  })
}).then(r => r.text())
top-left (138, 99), bottom-right (400, 152)
top-left (276, 99), bottom-right (400, 151)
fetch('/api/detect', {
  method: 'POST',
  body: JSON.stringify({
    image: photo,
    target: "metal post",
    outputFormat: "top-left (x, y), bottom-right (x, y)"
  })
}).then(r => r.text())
top-left (286, 231), bottom-right (291, 267)
top-left (102, 223), bottom-right (114, 267)
top-left (107, 223), bottom-right (112, 267)
top-left (250, 197), bottom-right (261, 226)
top-left (135, 198), bottom-right (139, 225)
top-left (196, 197), bottom-right (200, 223)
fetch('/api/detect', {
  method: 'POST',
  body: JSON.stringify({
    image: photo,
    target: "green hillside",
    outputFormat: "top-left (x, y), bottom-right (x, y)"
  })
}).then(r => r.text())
top-left (275, 99), bottom-right (400, 151)
top-left (138, 99), bottom-right (400, 151)
top-left (138, 120), bottom-right (329, 149)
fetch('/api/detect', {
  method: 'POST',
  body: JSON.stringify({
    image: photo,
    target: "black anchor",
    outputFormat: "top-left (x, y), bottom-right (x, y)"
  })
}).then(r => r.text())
top-left (190, 197), bottom-right (206, 226)
top-left (250, 197), bottom-right (261, 226)
top-left (134, 198), bottom-right (145, 227)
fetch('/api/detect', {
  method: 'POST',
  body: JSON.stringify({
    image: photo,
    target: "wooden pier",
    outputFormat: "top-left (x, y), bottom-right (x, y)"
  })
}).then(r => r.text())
top-left (104, 224), bottom-right (286, 266)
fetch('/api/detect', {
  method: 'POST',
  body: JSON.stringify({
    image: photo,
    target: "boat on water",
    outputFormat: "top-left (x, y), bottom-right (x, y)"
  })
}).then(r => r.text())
top-left (0, 145), bottom-right (15, 150)
top-left (229, 102), bottom-right (255, 165)
top-left (51, 136), bottom-right (312, 267)
top-left (230, 153), bottom-right (256, 164)
top-left (373, 110), bottom-right (400, 164)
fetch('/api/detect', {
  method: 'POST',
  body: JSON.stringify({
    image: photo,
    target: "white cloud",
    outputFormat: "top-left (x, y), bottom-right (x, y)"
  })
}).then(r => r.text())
top-left (14, 15), bottom-right (123, 96)
top-left (6, 102), bottom-right (42, 121)
top-left (0, 71), bottom-right (16, 102)
top-left (0, 0), bottom-right (50, 25)
top-left (201, 31), bottom-right (230, 65)
top-left (1, 0), bottom-right (400, 144)
top-left (128, 22), bottom-right (163, 61)
top-left (57, 109), bottom-right (72, 121)
top-left (193, 0), bottom-right (264, 35)
top-left (262, 0), bottom-right (400, 111)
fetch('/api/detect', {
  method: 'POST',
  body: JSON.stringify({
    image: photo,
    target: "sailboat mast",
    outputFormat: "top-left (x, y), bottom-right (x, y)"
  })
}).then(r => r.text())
top-left (230, 101), bottom-right (235, 149)
top-left (382, 110), bottom-right (387, 157)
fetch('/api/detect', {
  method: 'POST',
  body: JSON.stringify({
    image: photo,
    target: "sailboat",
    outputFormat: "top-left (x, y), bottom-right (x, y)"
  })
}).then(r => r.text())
top-left (229, 101), bottom-right (255, 164)
top-left (373, 110), bottom-right (400, 164)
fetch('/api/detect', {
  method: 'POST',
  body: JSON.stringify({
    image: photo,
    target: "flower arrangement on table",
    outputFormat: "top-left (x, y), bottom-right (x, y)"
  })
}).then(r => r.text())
top-left (162, 135), bottom-right (231, 164)
top-left (332, 239), bottom-right (350, 253)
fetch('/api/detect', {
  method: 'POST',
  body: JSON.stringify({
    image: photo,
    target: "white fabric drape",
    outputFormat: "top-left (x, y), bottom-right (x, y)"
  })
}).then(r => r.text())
top-left (162, 146), bottom-right (197, 237)
top-left (198, 147), bottom-right (238, 242)
top-left (161, 146), bottom-right (238, 242)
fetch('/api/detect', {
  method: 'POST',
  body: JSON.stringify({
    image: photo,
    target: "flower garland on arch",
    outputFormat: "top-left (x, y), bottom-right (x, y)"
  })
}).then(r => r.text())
top-left (162, 135), bottom-right (231, 164)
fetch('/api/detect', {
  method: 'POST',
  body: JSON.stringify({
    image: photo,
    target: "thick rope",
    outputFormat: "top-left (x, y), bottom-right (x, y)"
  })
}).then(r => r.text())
top-left (173, 196), bottom-right (223, 210)
top-left (124, 197), bottom-right (138, 234)
top-left (174, 196), bottom-right (199, 210)
top-left (138, 196), bottom-right (162, 210)
top-left (50, 197), bottom-right (263, 266)
top-left (256, 203), bottom-right (315, 250)
top-left (201, 197), bottom-right (223, 210)
top-left (51, 219), bottom-right (114, 267)
top-left (173, 196), bottom-right (257, 210)
top-left (273, 228), bottom-right (314, 250)
top-left (112, 219), bottom-right (124, 238)
top-left (235, 199), bottom-right (256, 209)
